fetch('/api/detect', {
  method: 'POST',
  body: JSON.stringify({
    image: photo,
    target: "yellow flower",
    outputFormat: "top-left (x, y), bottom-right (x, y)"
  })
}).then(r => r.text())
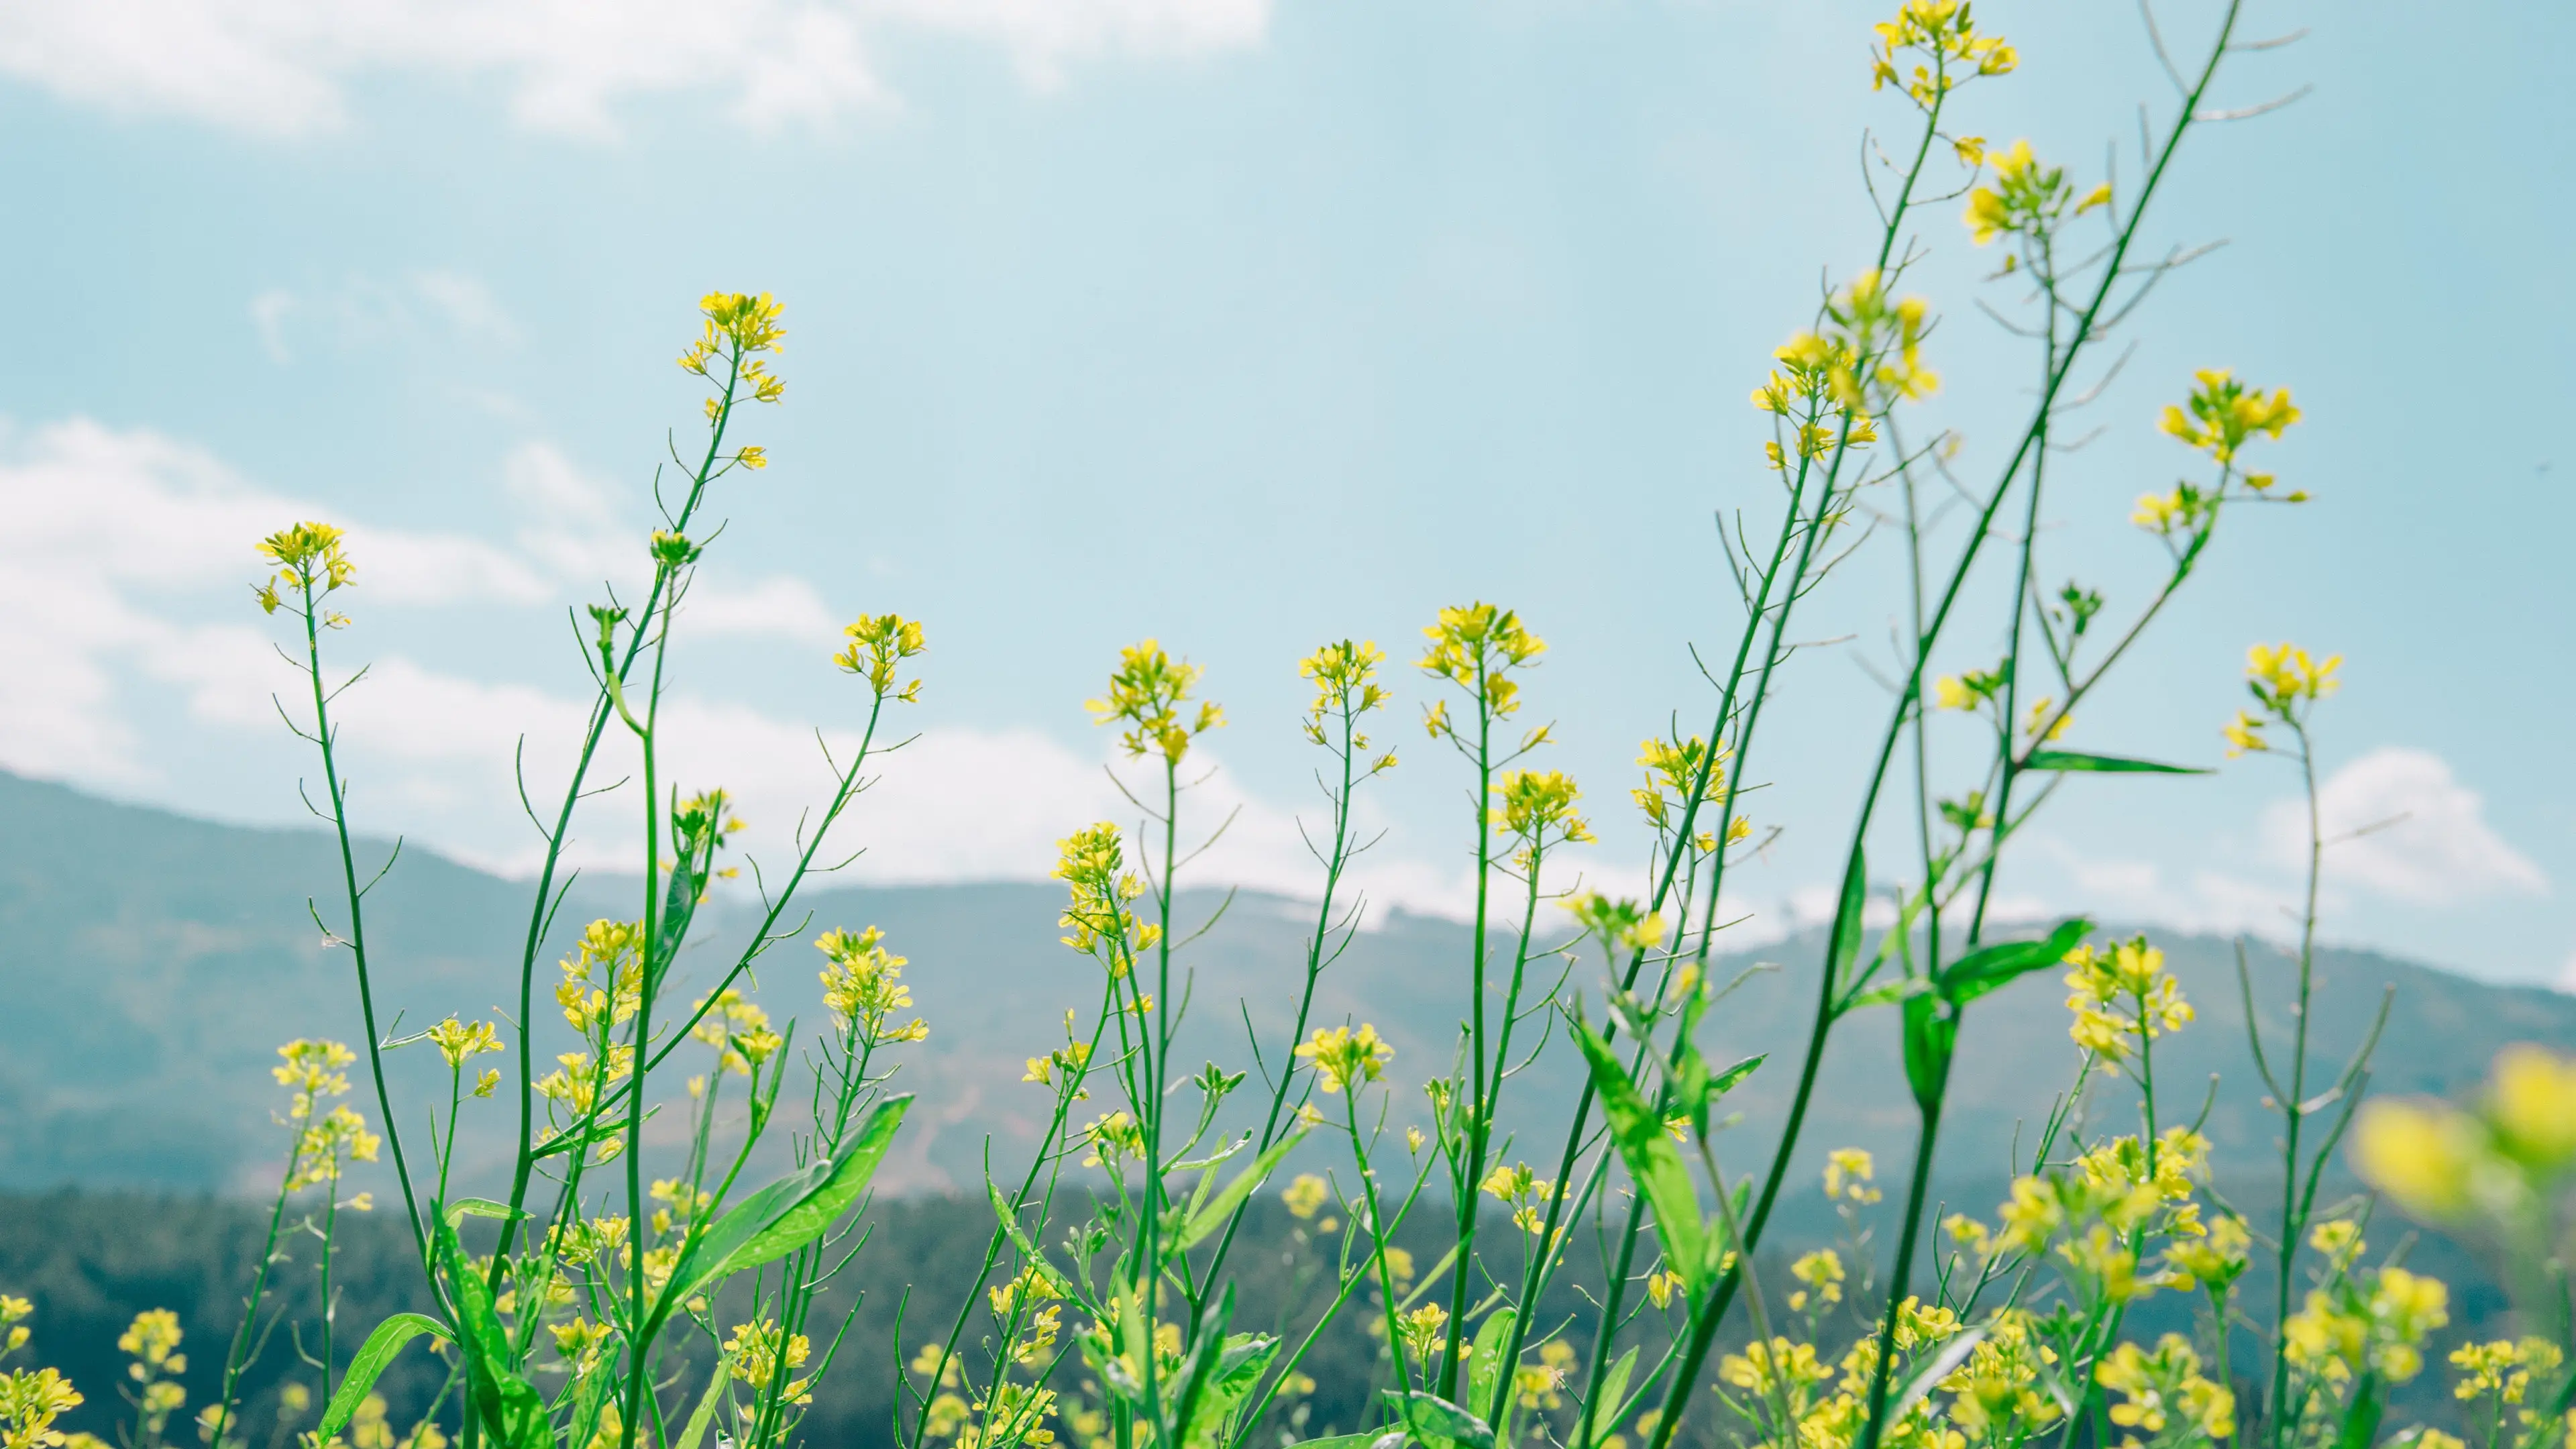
top-left (1296, 1024), bottom-right (1395, 1094)
top-left (2486, 1043), bottom-right (2576, 1169)
top-left (1564, 893), bottom-right (1663, 954)
top-left (1786, 1250), bottom-right (1845, 1311)
top-left (1491, 769), bottom-right (1591, 845)
top-left (2354, 1099), bottom-right (2487, 1219)
top-left (1087, 640), bottom-right (1220, 765)
top-left (833, 613), bottom-right (929, 702)
top-left (423, 1016), bottom-right (502, 1071)
top-left (1823, 1147), bottom-right (1880, 1203)
top-left (2245, 641), bottom-right (2341, 710)
top-left (2159, 368), bottom-right (2301, 464)
top-left (1282, 1174), bottom-right (1330, 1220)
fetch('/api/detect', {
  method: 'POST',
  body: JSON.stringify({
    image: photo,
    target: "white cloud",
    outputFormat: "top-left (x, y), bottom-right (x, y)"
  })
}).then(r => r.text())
top-left (2265, 747), bottom-right (2546, 906)
top-left (0, 0), bottom-right (1270, 140)
top-left (0, 418), bottom-right (857, 785)
top-left (0, 414), bottom-right (1477, 918)
top-left (250, 271), bottom-right (522, 363)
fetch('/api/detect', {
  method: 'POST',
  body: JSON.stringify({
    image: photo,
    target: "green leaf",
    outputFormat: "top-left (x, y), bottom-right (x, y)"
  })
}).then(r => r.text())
top-left (661, 1094), bottom-right (910, 1316)
top-left (1900, 992), bottom-right (1957, 1114)
top-left (1177, 1125), bottom-right (1310, 1254)
top-left (1383, 1392), bottom-right (1494, 1449)
top-left (315, 1313), bottom-right (448, 1442)
top-left (1937, 918), bottom-right (2092, 1007)
top-left (434, 1218), bottom-right (547, 1449)
top-left (1185, 1332), bottom-right (1278, 1449)
top-left (1891, 1327), bottom-right (1984, 1423)
top-left (1576, 1346), bottom-right (1636, 1449)
top-left (986, 1179), bottom-right (1081, 1302)
top-left (442, 1198), bottom-right (527, 1229)
top-left (1570, 1018), bottom-right (1709, 1293)
top-left (1709, 1055), bottom-right (1764, 1098)
top-left (1826, 849), bottom-right (1867, 992)
top-left (1840, 981), bottom-right (1923, 1012)
top-left (2332, 1375), bottom-right (2384, 1449)
top-left (2021, 749), bottom-right (2211, 775)
top-left (1466, 1309), bottom-right (1516, 1434)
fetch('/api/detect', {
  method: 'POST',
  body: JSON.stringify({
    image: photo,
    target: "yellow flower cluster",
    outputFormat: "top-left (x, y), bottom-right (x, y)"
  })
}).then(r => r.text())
top-left (2094, 1334), bottom-right (2236, 1447)
top-left (1420, 602), bottom-right (1544, 728)
top-left (1786, 1249), bottom-right (1844, 1311)
top-left (724, 1320), bottom-right (814, 1403)
top-left (1051, 822), bottom-right (1152, 963)
top-left (1564, 892), bottom-right (1664, 956)
top-left (2449, 1337), bottom-right (2563, 1405)
top-left (1963, 140), bottom-right (2110, 248)
top-left (1, 1366), bottom-right (82, 1449)
top-left (835, 613), bottom-right (928, 702)
top-left (274, 1039), bottom-right (357, 1119)
top-left (288, 1103), bottom-right (382, 1193)
top-left (1296, 1024), bottom-right (1395, 1095)
top-left (1870, 0), bottom-right (2016, 108)
top-left (1087, 640), bottom-right (1222, 765)
top-left (1281, 1173), bottom-right (1330, 1220)
top-left (678, 292), bottom-right (787, 407)
top-left (2224, 641), bottom-right (2340, 755)
top-left (1491, 769), bottom-right (1592, 845)
top-left (1299, 639), bottom-right (1397, 770)
top-left (1632, 735), bottom-right (1748, 850)
top-left (425, 1016), bottom-right (502, 1078)
top-left (252, 521), bottom-right (357, 619)
top-left (1941, 1310), bottom-right (2061, 1444)
top-left (1819, 270), bottom-right (1938, 413)
top-left (1823, 1147), bottom-right (1881, 1205)
top-left (2357, 1042), bottom-right (2576, 1222)
top-left (554, 919), bottom-right (643, 1036)
top-left (2283, 1267), bottom-right (2449, 1384)
top-left (818, 925), bottom-right (928, 1046)
top-left (2061, 936), bottom-right (2194, 1062)
top-left (690, 988), bottom-right (782, 1075)
top-left (1753, 332), bottom-right (1880, 472)
top-left (2159, 368), bottom-right (2300, 466)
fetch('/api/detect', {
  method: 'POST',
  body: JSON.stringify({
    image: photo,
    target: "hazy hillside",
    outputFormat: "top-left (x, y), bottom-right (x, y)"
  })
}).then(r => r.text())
top-left (3, 767), bottom-right (2570, 1207)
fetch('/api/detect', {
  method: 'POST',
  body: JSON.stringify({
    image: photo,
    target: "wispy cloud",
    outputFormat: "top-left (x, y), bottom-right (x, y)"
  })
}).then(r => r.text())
top-left (2265, 746), bottom-right (2546, 906)
top-left (248, 270), bottom-right (520, 364)
top-left (0, 414), bottom-right (1468, 918)
top-left (0, 0), bottom-right (1270, 140)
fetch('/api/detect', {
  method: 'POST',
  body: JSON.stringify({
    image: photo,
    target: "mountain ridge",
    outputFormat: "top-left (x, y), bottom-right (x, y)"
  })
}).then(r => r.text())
top-left (3, 766), bottom-right (2569, 1201)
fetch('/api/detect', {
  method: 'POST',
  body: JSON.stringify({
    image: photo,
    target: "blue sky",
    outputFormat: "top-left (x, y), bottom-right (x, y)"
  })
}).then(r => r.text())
top-left (2, 0), bottom-right (2569, 985)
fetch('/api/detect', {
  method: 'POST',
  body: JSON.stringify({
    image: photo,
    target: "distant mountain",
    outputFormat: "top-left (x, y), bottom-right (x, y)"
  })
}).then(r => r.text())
top-left (3, 767), bottom-right (2571, 1206)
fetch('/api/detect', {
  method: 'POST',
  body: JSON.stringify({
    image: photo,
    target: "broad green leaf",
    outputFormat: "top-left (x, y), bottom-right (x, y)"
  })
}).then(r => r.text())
top-left (732, 1093), bottom-right (909, 1265)
top-left (1570, 1018), bottom-right (1709, 1292)
top-left (661, 1095), bottom-right (910, 1316)
top-left (1900, 992), bottom-right (1957, 1114)
top-left (1576, 1346), bottom-right (1638, 1449)
top-left (1466, 1309), bottom-right (1516, 1434)
top-left (1177, 1126), bottom-right (1310, 1254)
top-left (435, 1218), bottom-right (547, 1449)
top-left (2021, 749), bottom-right (2210, 775)
top-left (2332, 1375), bottom-right (2384, 1449)
top-left (1826, 849), bottom-right (1867, 993)
top-left (1383, 1391), bottom-right (1495, 1449)
top-left (1937, 918), bottom-right (2092, 1007)
top-left (1186, 1332), bottom-right (1278, 1449)
top-left (315, 1313), bottom-right (447, 1442)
